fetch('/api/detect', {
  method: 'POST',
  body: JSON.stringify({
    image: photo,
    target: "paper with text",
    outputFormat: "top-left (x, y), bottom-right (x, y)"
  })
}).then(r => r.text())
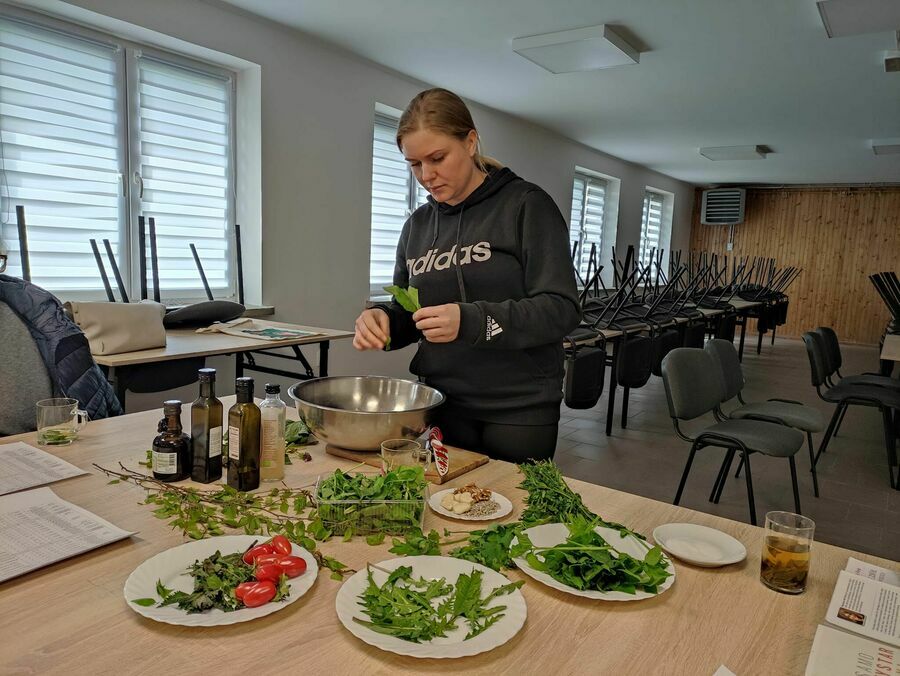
top-left (0, 442), bottom-right (87, 496)
top-left (826, 571), bottom-right (900, 648)
top-left (847, 557), bottom-right (900, 588)
top-left (805, 624), bottom-right (898, 676)
top-left (0, 487), bottom-right (133, 583)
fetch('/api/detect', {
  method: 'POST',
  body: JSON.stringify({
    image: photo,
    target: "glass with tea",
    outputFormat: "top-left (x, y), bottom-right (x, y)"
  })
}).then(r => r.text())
top-left (760, 511), bottom-right (815, 594)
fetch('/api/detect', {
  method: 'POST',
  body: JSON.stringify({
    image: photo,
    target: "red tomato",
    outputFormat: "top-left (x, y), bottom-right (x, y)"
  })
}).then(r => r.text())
top-left (242, 544), bottom-right (275, 565)
top-left (269, 535), bottom-right (292, 557)
top-left (278, 555), bottom-right (307, 578)
top-left (242, 580), bottom-right (276, 608)
top-left (253, 553), bottom-right (282, 567)
top-left (234, 581), bottom-right (257, 601)
top-left (254, 563), bottom-right (284, 583)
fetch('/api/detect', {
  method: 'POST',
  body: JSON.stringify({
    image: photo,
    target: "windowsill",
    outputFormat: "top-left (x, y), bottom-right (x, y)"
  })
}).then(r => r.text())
top-left (241, 304), bottom-right (275, 318)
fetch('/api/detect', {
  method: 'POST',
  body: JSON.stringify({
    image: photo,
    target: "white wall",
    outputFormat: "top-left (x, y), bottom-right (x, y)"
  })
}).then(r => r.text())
top-left (27, 0), bottom-right (696, 410)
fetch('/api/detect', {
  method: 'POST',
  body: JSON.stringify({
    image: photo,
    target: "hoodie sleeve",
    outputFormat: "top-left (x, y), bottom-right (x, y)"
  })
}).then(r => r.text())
top-left (372, 221), bottom-right (422, 351)
top-left (456, 189), bottom-right (581, 349)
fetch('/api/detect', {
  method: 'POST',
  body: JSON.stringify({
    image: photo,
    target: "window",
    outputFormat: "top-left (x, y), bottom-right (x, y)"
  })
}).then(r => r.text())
top-left (569, 170), bottom-right (618, 282)
top-left (639, 188), bottom-right (674, 273)
top-left (0, 13), bottom-right (234, 299)
top-left (369, 111), bottom-right (427, 296)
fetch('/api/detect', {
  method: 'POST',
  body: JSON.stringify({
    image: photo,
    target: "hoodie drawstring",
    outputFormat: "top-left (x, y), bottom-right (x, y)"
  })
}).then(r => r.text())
top-left (454, 206), bottom-right (466, 302)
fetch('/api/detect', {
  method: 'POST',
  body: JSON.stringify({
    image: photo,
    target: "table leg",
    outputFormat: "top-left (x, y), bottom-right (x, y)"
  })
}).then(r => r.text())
top-left (235, 352), bottom-right (243, 378)
top-left (738, 313), bottom-right (747, 361)
top-left (319, 341), bottom-right (330, 377)
top-left (606, 337), bottom-right (618, 436)
top-left (107, 365), bottom-right (127, 411)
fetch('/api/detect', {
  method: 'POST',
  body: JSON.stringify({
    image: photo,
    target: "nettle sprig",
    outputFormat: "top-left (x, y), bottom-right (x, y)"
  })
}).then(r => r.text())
top-left (95, 463), bottom-right (352, 580)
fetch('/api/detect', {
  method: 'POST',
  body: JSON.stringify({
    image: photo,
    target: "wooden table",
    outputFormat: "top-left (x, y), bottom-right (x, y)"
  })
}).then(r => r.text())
top-left (881, 333), bottom-right (900, 362)
top-left (92, 320), bottom-right (354, 406)
top-left (3, 400), bottom-right (895, 675)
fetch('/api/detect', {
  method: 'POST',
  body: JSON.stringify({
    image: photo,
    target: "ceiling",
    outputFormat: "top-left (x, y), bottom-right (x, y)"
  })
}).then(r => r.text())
top-left (219, 0), bottom-right (900, 186)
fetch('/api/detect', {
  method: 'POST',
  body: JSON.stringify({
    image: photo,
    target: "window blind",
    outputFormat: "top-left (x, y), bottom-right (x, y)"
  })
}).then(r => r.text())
top-left (640, 190), bottom-right (664, 269)
top-left (369, 113), bottom-right (427, 295)
top-left (0, 17), bottom-right (122, 290)
top-left (135, 56), bottom-right (231, 294)
top-left (569, 173), bottom-right (607, 279)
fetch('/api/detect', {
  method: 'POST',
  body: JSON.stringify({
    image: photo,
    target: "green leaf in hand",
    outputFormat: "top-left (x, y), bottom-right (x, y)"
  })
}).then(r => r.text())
top-left (383, 285), bottom-right (422, 313)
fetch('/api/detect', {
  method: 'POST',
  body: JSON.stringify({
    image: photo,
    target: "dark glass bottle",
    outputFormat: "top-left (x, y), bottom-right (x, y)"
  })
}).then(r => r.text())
top-left (227, 377), bottom-right (260, 491)
top-left (191, 368), bottom-right (223, 483)
top-left (152, 400), bottom-right (190, 482)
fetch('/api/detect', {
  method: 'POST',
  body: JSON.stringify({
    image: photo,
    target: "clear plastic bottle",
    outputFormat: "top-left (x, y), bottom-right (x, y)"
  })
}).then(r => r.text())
top-left (259, 383), bottom-right (286, 482)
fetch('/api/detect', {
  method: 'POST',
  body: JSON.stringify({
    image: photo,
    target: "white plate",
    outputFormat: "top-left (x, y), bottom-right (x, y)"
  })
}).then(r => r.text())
top-left (123, 535), bottom-right (318, 626)
top-left (428, 488), bottom-right (513, 521)
top-left (335, 555), bottom-right (527, 659)
top-left (651, 523), bottom-right (747, 568)
top-left (512, 523), bottom-right (676, 601)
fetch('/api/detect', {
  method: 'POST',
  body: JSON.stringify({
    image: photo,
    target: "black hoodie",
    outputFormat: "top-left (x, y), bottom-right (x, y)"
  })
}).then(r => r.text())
top-left (377, 167), bottom-right (581, 425)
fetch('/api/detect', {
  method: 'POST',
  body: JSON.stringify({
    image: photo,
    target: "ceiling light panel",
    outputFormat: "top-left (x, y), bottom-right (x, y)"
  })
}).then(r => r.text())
top-left (699, 145), bottom-right (768, 161)
top-left (871, 139), bottom-right (900, 155)
top-left (512, 25), bottom-right (639, 74)
top-left (817, 0), bottom-right (900, 38)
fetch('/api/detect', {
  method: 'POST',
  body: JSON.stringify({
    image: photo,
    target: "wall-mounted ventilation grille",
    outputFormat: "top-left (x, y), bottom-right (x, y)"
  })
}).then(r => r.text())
top-left (701, 188), bottom-right (746, 225)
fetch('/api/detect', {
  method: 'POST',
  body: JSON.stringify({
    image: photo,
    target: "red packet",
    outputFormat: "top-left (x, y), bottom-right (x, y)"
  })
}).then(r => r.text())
top-left (428, 427), bottom-right (449, 477)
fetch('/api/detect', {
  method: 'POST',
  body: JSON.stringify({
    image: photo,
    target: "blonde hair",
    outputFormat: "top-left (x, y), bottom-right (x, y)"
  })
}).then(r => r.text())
top-left (397, 88), bottom-right (503, 173)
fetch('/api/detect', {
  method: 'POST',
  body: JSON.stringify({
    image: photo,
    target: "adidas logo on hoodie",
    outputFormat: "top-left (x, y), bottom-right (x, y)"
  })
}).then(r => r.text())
top-left (486, 315), bottom-right (503, 341)
top-left (406, 242), bottom-right (491, 277)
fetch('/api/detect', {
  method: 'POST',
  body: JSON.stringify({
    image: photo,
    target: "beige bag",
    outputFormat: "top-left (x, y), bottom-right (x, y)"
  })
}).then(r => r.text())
top-left (66, 301), bottom-right (166, 355)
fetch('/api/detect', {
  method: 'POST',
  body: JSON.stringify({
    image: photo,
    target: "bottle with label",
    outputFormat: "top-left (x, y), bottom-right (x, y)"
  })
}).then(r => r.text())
top-left (191, 368), bottom-right (223, 483)
top-left (259, 383), bottom-right (286, 482)
top-left (152, 400), bottom-right (190, 482)
top-left (227, 377), bottom-right (260, 491)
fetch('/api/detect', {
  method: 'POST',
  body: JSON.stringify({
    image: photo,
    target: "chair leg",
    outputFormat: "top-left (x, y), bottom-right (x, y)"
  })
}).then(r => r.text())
top-left (882, 408), bottom-right (898, 490)
top-left (789, 456), bottom-right (801, 514)
top-left (807, 432), bottom-right (819, 498)
top-left (742, 451), bottom-right (757, 526)
top-left (757, 330), bottom-right (763, 355)
top-left (709, 448), bottom-right (734, 503)
top-left (674, 441), bottom-right (701, 506)
top-left (734, 454), bottom-right (744, 478)
top-left (815, 403), bottom-right (845, 466)
top-left (833, 405), bottom-right (848, 438)
top-left (771, 325), bottom-right (776, 345)
top-left (621, 386), bottom-right (630, 429)
top-left (714, 449), bottom-right (736, 504)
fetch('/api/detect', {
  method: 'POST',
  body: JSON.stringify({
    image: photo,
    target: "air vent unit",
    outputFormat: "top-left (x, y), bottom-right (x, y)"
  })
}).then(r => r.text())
top-left (701, 188), bottom-right (746, 225)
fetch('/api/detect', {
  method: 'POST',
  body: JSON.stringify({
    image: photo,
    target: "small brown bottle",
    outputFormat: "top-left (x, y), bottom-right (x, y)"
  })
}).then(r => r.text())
top-left (152, 400), bottom-right (191, 482)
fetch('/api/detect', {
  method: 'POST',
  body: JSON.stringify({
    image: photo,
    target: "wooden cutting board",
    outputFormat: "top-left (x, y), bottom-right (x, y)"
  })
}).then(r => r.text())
top-left (324, 443), bottom-right (489, 484)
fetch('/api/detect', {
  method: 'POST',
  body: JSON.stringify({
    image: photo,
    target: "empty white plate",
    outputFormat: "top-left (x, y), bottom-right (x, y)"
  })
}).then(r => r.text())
top-left (652, 523), bottom-right (746, 568)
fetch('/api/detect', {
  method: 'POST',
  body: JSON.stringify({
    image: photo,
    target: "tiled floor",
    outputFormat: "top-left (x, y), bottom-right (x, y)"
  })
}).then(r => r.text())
top-left (554, 336), bottom-right (900, 562)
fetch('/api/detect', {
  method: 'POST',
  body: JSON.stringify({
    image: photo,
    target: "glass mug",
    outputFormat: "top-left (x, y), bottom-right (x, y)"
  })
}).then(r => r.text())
top-left (36, 398), bottom-right (89, 446)
top-left (380, 438), bottom-right (430, 474)
top-left (760, 511), bottom-right (815, 594)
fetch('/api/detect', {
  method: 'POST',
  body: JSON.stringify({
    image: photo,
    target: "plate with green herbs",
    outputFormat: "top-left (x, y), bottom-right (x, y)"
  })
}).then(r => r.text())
top-left (335, 555), bottom-right (527, 658)
top-left (124, 535), bottom-right (318, 626)
top-left (511, 518), bottom-right (675, 601)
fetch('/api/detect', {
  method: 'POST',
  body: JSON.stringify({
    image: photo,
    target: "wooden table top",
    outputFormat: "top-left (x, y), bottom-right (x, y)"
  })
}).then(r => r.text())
top-left (92, 320), bottom-right (354, 367)
top-left (4, 393), bottom-right (883, 676)
top-left (881, 333), bottom-right (900, 362)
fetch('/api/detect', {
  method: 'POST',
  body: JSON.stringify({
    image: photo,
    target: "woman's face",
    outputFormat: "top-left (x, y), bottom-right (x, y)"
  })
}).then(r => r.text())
top-left (401, 128), bottom-right (483, 206)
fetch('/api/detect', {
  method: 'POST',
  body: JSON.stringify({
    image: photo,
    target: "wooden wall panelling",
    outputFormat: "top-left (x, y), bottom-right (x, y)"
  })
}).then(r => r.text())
top-left (690, 187), bottom-right (900, 345)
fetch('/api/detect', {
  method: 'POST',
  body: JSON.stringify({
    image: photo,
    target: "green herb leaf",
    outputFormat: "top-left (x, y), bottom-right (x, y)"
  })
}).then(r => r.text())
top-left (383, 285), bottom-right (422, 313)
top-left (131, 598), bottom-right (156, 607)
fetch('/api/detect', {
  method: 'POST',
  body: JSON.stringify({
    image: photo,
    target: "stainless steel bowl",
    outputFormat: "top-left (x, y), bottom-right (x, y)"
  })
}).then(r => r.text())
top-left (287, 376), bottom-right (445, 451)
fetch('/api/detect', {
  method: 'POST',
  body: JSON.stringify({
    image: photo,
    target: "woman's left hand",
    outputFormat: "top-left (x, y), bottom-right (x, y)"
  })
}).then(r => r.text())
top-left (413, 304), bottom-right (460, 343)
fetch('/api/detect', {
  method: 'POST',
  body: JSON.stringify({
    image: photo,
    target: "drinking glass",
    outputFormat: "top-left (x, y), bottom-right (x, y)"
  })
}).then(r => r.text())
top-left (760, 511), bottom-right (815, 594)
top-left (36, 398), bottom-right (89, 446)
top-left (380, 438), bottom-right (429, 474)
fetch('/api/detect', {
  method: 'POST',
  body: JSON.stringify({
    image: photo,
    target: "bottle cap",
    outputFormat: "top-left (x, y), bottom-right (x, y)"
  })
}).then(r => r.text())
top-left (198, 368), bottom-right (216, 382)
top-left (265, 383), bottom-right (280, 394)
top-left (235, 377), bottom-right (254, 394)
top-left (162, 399), bottom-right (182, 415)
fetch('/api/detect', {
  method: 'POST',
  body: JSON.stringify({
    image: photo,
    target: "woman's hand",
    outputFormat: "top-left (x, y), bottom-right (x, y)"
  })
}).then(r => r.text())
top-left (353, 308), bottom-right (390, 350)
top-left (413, 304), bottom-right (460, 343)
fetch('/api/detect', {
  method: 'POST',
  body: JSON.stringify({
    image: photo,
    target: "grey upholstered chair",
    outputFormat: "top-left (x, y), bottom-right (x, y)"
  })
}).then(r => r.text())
top-left (802, 331), bottom-right (898, 489)
top-left (661, 347), bottom-right (805, 525)
top-left (0, 302), bottom-right (53, 435)
top-left (704, 339), bottom-right (824, 497)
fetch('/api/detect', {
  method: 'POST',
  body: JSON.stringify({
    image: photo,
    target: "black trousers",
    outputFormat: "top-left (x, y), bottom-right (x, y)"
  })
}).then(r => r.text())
top-left (432, 408), bottom-right (558, 464)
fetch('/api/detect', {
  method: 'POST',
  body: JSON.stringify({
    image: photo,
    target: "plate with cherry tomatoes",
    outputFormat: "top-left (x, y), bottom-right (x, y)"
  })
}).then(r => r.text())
top-left (124, 535), bottom-right (318, 626)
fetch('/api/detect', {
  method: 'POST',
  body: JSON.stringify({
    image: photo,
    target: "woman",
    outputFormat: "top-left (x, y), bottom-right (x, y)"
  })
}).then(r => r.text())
top-left (354, 88), bottom-right (580, 462)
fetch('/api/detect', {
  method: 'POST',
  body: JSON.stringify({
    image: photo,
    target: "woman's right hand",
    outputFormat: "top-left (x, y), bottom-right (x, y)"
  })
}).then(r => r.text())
top-left (353, 308), bottom-right (390, 350)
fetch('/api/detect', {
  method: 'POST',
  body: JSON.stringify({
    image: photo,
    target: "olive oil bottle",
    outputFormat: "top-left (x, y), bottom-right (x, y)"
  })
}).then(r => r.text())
top-left (152, 400), bottom-right (190, 482)
top-left (227, 377), bottom-right (260, 491)
top-left (191, 368), bottom-right (223, 483)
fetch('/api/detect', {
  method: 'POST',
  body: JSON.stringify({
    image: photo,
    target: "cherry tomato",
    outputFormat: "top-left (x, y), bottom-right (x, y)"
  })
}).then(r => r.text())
top-left (242, 580), bottom-right (276, 608)
top-left (254, 563), bottom-right (284, 583)
top-left (253, 553), bottom-right (282, 567)
top-left (278, 555), bottom-right (307, 578)
top-left (242, 544), bottom-right (275, 565)
top-left (269, 535), bottom-right (292, 557)
top-left (234, 581), bottom-right (257, 601)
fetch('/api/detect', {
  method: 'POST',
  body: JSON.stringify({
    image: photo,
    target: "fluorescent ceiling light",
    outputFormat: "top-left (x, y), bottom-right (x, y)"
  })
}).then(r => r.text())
top-left (817, 0), bottom-right (900, 38)
top-left (872, 139), bottom-right (900, 155)
top-left (699, 145), bottom-right (768, 161)
top-left (512, 25), bottom-right (639, 74)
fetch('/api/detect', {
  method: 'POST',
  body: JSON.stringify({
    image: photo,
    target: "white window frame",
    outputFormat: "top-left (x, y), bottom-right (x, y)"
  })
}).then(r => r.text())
top-left (0, 5), bottom-right (237, 303)
top-left (639, 187), bottom-right (674, 277)
top-left (569, 167), bottom-right (619, 286)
